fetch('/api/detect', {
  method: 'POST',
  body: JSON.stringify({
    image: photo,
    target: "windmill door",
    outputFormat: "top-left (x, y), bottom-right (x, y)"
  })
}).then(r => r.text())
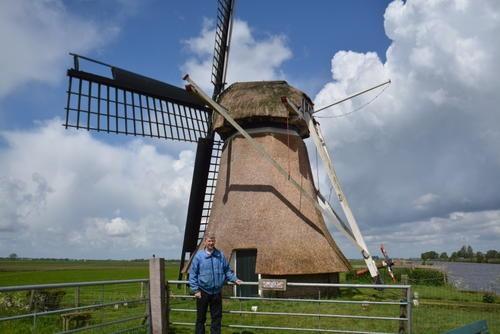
top-left (235, 249), bottom-right (258, 296)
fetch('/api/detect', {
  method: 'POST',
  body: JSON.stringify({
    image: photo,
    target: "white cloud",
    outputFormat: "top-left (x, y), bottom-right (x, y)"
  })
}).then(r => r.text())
top-left (0, 0), bottom-right (119, 97)
top-left (182, 19), bottom-right (292, 92)
top-left (384, 0), bottom-right (498, 90)
top-left (314, 51), bottom-right (389, 146)
top-left (103, 217), bottom-right (131, 237)
top-left (0, 119), bottom-right (194, 258)
top-left (310, 0), bottom-right (500, 258)
top-left (0, 174), bottom-right (53, 231)
top-left (364, 209), bottom-right (500, 256)
top-left (412, 193), bottom-right (439, 210)
top-left (2, 0), bottom-right (499, 260)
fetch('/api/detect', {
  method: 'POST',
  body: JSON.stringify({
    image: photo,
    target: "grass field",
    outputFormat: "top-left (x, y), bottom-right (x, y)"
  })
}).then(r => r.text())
top-left (0, 260), bottom-right (150, 286)
top-left (0, 259), bottom-right (498, 334)
top-left (0, 259), bottom-right (154, 333)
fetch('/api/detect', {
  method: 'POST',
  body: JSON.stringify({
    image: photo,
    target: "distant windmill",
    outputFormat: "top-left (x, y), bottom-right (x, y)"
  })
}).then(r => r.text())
top-left (63, 0), bottom-right (384, 289)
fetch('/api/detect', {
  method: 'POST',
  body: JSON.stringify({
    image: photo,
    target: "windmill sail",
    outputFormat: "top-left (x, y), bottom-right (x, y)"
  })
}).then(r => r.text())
top-left (65, 55), bottom-right (211, 142)
top-left (178, 0), bottom-right (236, 276)
top-left (63, 54), bottom-right (225, 276)
top-left (179, 138), bottom-right (223, 274)
top-left (211, 0), bottom-right (235, 98)
top-left (193, 140), bottom-right (223, 244)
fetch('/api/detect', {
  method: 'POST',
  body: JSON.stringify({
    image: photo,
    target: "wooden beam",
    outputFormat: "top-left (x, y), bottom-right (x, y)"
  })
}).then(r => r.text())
top-left (149, 258), bottom-right (167, 334)
top-left (282, 97), bottom-right (380, 279)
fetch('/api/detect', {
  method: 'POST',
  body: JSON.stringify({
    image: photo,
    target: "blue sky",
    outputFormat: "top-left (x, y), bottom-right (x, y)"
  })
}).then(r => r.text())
top-left (1, 0), bottom-right (499, 260)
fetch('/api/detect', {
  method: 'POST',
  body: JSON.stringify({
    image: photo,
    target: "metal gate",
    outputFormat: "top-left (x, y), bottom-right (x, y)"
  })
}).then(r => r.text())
top-left (167, 280), bottom-right (412, 334)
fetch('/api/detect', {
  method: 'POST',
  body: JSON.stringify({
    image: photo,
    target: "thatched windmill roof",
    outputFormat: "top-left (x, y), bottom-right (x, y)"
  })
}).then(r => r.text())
top-left (214, 81), bottom-right (312, 138)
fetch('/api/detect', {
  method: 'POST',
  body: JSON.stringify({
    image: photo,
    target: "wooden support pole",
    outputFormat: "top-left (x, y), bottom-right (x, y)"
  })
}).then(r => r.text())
top-left (149, 258), bottom-right (167, 334)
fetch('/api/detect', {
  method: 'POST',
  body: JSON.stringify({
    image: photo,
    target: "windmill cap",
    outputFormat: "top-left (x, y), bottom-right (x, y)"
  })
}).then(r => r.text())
top-left (214, 81), bottom-right (312, 139)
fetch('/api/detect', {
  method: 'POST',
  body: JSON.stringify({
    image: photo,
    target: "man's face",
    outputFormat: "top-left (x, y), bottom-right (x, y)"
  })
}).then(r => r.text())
top-left (205, 237), bottom-right (216, 251)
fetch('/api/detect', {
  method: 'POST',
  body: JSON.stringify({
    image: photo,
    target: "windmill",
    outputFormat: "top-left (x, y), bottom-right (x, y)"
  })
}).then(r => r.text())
top-left (63, 0), bottom-right (384, 288)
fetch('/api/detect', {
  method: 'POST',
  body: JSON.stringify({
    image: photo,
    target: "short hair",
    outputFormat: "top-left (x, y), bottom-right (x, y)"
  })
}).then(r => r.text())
top-left (205, 232), bottom-right (216, 240)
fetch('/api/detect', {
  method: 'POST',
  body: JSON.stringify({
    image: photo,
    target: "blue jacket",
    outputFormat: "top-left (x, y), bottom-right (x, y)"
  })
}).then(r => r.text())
top-left (189, 248), bottom-right (238, 295)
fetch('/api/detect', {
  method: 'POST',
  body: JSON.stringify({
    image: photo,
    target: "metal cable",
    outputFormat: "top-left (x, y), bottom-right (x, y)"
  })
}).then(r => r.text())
top-left (316, 84), bottom-right (390, 119)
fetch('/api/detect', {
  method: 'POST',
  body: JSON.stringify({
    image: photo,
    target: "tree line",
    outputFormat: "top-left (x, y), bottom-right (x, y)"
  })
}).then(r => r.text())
top-left (421, 245), bottom-right (500, 263)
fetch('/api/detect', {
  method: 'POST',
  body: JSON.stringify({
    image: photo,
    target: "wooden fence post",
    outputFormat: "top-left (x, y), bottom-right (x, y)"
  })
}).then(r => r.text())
top-left (149, 258), bottom-right (167, 334)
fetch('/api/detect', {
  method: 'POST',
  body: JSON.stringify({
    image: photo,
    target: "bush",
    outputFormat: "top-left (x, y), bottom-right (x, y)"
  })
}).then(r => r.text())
top-left (482, 292), bottom-right (495, 303)
top-left (28, 289), bottom-right (66, 311)
top-left (345, 267), bottom-right (446, 286)
top-left (407, 268), bottom-right (446, 286)
top-left (0, 292), bottom-right (28, 310)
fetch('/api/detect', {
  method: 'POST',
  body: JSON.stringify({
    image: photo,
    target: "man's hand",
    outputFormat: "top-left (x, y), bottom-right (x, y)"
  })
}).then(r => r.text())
top-left (235, 279), bottom-right (243, 285)
top-left (194, 291), bottom-right (201, 299)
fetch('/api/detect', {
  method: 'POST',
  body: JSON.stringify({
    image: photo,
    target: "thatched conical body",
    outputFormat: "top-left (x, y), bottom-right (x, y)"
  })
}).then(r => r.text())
top-left (206, 81), bottom-right (351, 277)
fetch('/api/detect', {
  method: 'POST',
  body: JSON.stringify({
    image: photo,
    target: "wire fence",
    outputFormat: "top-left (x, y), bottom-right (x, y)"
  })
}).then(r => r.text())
top-left (167, 280), bottom-right (412, 334)
top-left (1, 268), bottom-right (498, 333)
top-left (167, 275), bottom-right (499, 334)
top-left (344, 265), bottom-right (499, 332)
top-left (409, 279), bottom-right (499, 333)
top-left (0, 279), bottom-right (149, 334)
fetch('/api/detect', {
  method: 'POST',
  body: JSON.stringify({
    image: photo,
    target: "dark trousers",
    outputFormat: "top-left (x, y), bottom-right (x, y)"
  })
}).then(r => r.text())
top-left (195, 290), bottom-right (222, 334)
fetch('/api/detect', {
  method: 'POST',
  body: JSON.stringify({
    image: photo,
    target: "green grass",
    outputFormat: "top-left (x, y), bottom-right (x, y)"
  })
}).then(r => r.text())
top-left (0, 259), bottom-right (158, 333)
top-left (167, 287), bottom-right (499, 334)
top-left (0, 260), bottom-right (150, 286)
top-left (1, 260), bottom-right (498, 333)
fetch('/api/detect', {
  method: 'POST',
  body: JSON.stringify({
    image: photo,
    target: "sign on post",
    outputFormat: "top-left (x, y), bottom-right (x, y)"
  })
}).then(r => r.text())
top-left (259, 279), bottom-right (287, 291)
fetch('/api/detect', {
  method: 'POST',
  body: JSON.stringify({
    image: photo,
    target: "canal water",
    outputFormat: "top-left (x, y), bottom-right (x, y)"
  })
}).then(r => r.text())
top-left (439, 262), bottom-right (500, 293)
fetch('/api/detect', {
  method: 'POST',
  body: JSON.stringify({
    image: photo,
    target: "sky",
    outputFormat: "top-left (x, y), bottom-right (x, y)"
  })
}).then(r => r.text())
top-left (0, 0), bottom-right (499, 260)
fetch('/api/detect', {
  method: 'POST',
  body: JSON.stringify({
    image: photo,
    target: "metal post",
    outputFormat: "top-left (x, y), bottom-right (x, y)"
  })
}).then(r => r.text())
top-left (32, 310), bottom-right (37, 333)
top-left (399, 275), bottom-right (409, 334)
top-left (28, 289), bottom-right (35, 310)
top-left (75, 287), bottom-right (80, 307)
top-left (317, 290), bottom-right (321, 331)
top-left (165, 281), bottom-right (170, 334)
top-left (406, 286), bottom-right (412, 334)
top-left (145, 281), bottom-right (151, 334)
top-left (141, 282), bottom-right (145, 299)
top-left (149, 257), bottom-right (167, 334)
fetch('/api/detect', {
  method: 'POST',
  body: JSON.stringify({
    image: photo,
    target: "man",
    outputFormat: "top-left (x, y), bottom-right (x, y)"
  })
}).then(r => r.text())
top-left (189, 233), bottom-right (242, 334)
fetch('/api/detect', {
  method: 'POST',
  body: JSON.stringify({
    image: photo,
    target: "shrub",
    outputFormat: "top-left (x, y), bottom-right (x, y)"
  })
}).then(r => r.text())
top-left (345, 267), bottom-right (446, 286)
top-left (482, 292), bottom-right (495, 303)
top-left (0, 292), bottom-right (28, 310)
top-left (28, 289), bottom-right (66, 311)
top-left (407, 268), bottom-right (446, 286)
